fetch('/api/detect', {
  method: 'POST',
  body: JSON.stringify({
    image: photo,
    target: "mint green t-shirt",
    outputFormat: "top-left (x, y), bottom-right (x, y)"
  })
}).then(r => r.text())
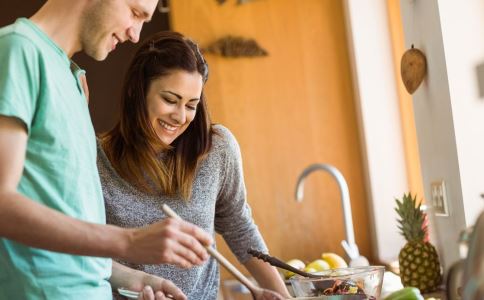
top-left (0, 19), bottom-right (112, 299)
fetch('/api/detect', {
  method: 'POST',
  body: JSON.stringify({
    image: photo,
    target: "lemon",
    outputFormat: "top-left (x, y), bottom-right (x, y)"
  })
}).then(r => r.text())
top-left (321, 252), bottom-right (348, 269)
top-left (303, 266), bottom-right (317, 274)
top-left (283, 259), bottom-right (305, 279)
top-left (306, 259), bottom-right (331, 272)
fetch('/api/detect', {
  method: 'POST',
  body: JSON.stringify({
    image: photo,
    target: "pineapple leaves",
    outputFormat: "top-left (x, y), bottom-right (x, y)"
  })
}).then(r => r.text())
top-left (395, 193), bottom-right (426, 242)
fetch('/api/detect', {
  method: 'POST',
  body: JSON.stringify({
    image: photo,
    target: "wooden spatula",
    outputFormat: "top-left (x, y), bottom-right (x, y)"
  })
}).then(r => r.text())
top-left (161, 204), bottom-right (286, 300)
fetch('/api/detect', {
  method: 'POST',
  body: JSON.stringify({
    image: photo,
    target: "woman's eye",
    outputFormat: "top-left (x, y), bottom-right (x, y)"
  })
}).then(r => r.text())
top-left (163, 98), bottom-right (176, 104)
top-left (186, 105), bottom-right (197, 111)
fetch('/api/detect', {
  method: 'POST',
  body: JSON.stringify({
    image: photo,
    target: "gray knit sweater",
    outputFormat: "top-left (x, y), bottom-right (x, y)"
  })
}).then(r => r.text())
top-left (97, 125), bottom-right (268, 299)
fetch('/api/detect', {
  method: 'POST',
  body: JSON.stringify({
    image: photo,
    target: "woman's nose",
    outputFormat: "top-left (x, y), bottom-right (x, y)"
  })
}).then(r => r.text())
top-left (171, 107), bottom-right (186, 124)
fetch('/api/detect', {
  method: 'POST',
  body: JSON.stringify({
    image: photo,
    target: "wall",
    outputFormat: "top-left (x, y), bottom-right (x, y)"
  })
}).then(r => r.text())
top-left (438, 1), bottom-right (484, 225)
top-left (170, 0), bottom-right (372, 277)
top-left (400, 0), bottom-right (484, 270)
top-left (343, 0), bottom-right (410, 263)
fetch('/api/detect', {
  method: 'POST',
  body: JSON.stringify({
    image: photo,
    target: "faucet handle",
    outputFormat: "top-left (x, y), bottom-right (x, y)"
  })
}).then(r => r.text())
top-left (341, 240), bottom-right (359, 259)
top-left (342, 240), bottom-right (370, 267)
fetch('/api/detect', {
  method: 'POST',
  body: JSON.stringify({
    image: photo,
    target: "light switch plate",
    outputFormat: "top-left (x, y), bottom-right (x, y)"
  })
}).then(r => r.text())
top-left (476, 61), bottom-right (484, 98)
top-left (430, 180), bottom-right (449, 216)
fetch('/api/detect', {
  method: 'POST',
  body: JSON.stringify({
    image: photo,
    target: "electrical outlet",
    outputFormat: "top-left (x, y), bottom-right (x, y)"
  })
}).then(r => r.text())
top-left (430, 180), bottom-right (449, 216)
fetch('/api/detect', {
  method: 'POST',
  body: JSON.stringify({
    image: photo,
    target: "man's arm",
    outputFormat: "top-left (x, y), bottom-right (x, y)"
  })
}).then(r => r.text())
top-left (0, 115), bottom-right (212, 266)
top-left (0, 116), bottom-right (120, 256)
top-left (244, 257), bottom-right (292, 298)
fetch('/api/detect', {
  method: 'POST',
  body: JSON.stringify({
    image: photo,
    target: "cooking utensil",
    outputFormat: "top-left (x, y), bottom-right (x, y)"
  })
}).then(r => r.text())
top-left (161, 204), bottom-right (285, 300)
top-left (248, 248), bottom-right (322, 278)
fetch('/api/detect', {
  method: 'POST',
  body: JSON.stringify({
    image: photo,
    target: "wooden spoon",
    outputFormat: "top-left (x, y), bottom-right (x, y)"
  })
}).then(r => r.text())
top-left (161, 204), bottom-right (286, 300)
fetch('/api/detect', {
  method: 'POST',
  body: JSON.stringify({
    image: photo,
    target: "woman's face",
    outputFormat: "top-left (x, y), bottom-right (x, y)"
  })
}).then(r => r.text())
top-left (146, 69), bottom-right (203, 146)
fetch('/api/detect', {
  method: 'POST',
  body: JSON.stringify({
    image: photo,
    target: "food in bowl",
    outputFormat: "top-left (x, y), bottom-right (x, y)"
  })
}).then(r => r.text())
top-left (289, 266), bottom-right (385, 299)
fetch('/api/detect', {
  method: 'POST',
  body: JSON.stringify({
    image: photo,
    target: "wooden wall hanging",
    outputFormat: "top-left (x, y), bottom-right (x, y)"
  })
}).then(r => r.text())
top-left (401, 45), bottom-right (427, 94)
top-left (203, 36), bottom-right (268, 58)
top-left (217, 0), bottom-right (258, 5)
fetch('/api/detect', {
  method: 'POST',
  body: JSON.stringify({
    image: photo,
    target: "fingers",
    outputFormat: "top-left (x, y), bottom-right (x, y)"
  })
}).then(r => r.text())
top-left (138, 282), bottom-right (187, 300)
top-left (154, 291), bottom-right (165, 300)
top-left (138, 286), bottom-right (168, 300)
top-left (177, 218), bottom-right (213, 246)
top-left (171, 234), bottom-right (208, 267)
top-left (126, 215), bottom-right (214, 266)
top-left (138, 286), bottom-right (155, 300)
top-left (160, 279), bottom-right (187, 300)
top-left (161, 218), bottom-right (211, 266)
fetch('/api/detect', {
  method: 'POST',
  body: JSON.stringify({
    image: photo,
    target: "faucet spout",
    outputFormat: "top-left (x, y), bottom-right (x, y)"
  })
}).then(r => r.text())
top-left (295, 163), bottom-right (369, 266)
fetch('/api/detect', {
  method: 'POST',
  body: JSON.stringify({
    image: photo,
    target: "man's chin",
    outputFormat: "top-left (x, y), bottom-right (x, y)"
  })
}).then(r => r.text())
top-left (92, 53), bottom-right (109, 61)
top-left (85, 48), bottom-right (109, 61)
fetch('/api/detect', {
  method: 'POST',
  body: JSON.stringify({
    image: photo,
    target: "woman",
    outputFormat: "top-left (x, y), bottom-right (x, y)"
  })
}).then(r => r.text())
top-left (97, 31), bottom-right (290, 299)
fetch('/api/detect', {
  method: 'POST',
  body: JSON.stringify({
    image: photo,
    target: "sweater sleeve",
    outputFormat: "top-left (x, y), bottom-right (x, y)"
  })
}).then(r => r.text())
top-left (213, 126), bottom-right (268, 263)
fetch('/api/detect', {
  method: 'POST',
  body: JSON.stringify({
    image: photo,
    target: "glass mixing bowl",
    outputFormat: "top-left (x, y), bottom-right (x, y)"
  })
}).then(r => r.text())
top-left (289, 266), bottom-right (385, 299)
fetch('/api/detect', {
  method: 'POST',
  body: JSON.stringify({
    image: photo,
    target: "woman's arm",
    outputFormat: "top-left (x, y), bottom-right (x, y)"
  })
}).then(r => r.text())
top-left (211, 127), bottom-right (291, 297)
top-left (244, 257), bottom-right (292, 298)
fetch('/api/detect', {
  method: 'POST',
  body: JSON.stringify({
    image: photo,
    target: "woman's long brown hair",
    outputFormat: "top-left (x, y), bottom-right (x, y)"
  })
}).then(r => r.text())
top-left (100, 31), bottom-right (213, 199)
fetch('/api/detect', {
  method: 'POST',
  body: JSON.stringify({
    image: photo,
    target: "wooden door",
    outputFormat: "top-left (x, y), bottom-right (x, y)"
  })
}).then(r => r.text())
top-left (170, 0), bottom-right (373, 279)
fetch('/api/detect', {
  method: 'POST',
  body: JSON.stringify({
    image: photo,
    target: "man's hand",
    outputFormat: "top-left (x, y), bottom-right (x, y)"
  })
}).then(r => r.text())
top-left (120, 217), bottom-right (213, 268)
top-left (136, 284), bottom-right (182, 300)
top-left (111, 262), bottom-right (186, 300)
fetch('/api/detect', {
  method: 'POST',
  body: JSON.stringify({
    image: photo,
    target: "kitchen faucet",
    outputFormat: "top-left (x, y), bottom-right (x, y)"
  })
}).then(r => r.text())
top-left (295, 163), bottom-right (369, 267)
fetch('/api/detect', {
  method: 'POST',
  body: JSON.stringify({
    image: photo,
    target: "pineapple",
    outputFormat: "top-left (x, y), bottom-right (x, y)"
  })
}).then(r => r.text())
top-left (395, 193), bottom-right (442, 293)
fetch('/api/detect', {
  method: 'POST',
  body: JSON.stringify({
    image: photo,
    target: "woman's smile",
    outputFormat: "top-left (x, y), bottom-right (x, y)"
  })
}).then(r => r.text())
top-left (158, 119), bottom-right (178, 132)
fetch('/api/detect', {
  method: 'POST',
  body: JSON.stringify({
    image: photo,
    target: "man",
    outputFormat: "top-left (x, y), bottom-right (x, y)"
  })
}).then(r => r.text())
top-left (0, 1), bottom-right (213, 299)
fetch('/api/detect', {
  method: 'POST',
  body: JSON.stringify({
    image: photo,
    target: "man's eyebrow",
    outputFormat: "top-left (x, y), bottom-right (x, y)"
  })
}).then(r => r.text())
top-left (142, 10), bottom-right (152, 22)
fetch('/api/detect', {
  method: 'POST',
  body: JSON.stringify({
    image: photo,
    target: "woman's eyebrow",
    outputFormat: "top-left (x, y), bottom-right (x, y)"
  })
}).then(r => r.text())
top-left (162, 91), bottom-right (200, 102)
top-left (161, 91), bottom-right (182, 99)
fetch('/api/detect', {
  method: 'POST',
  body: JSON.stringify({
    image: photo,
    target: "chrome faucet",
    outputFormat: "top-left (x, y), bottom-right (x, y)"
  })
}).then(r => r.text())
top-left (295, 163), bottom-right (369, 266)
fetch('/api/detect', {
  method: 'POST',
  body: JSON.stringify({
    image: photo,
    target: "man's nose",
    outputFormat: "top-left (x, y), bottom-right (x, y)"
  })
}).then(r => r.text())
top-left (127, 23), bottom-right (142, 43)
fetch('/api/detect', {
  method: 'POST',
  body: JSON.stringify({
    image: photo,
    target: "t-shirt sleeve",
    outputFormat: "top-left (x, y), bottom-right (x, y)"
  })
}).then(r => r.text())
top-left (214, 126), bottom-right (268, 263)
top-left (0, 34), bottom-right (40, 132)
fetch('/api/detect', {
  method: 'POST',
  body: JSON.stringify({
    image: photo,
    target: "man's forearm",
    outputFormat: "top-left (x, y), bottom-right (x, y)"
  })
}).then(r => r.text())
top-left (0, 190), bottom-right (129, 258)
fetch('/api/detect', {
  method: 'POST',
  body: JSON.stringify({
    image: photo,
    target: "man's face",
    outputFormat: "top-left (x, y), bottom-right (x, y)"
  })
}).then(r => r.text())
top-left (80, 0), bottom-right (158, 61)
